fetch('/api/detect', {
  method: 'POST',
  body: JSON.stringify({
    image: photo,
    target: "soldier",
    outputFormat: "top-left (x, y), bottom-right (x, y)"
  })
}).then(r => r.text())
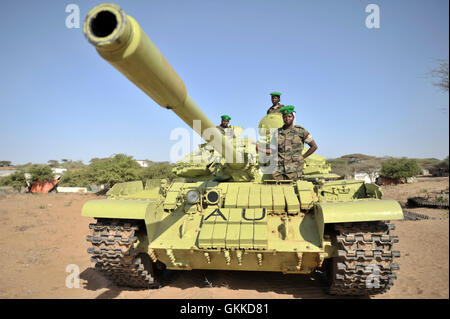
top-left (256, 105), bottom-right (318, 181)
top-left (216, 115), bottom-right (236, 138)
top-left (266, 92), bottom-right (285, 114)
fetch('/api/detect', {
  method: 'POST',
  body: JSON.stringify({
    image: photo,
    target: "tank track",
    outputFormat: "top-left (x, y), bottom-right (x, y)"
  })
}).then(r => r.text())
top-left (402, 210), bottom-right (433, 221)
top-left (407, 197), bottom-right (449, 209)
top-left (86, 219), bottom-right (159, 288)
top-left (327, 221), bottom-right (400, 296)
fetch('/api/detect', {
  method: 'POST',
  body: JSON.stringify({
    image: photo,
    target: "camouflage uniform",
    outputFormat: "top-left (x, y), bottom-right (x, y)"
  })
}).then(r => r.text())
top-left (216, 125), bottom-right (235, 137)
top-left (267, 103), bottom-right (285, 115)
top-left (271, 125), bottom-right (311, 181)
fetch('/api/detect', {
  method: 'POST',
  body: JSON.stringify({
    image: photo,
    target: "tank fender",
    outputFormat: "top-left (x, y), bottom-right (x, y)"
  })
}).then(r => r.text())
top-left (82, 199), bottom-right (158, 220)
top-left (314, 200), bottom-right (404, 246)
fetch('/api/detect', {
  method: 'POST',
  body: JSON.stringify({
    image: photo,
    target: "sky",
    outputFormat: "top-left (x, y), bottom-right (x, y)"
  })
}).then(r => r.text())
top-left (0, 0), bottom-right (448, 165)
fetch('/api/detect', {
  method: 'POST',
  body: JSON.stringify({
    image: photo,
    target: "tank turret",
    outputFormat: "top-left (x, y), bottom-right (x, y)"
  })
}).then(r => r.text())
top-left (83, 3), bottom-right (340, 182)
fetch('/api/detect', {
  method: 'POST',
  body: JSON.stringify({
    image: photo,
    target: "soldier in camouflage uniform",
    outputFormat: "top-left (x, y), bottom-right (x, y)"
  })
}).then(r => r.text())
top-left (216, 115), bottom-right (236, 138)
top-left (256, 105), bottom-right (318, 181)
top-left (266, 92), bottom-right (285, 114)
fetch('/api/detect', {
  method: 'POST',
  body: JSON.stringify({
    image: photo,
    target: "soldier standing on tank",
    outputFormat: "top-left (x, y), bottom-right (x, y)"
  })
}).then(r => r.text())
top-left (216, 115), bottom-right (236, 138)
top-left (266, 92), bottom-right (285, 114)
top-left (256, 105), bottom-right (318, 181)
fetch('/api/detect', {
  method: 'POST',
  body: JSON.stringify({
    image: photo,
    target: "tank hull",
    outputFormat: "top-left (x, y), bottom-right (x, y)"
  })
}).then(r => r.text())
top-left (83, 179), bottom-right (403, 275)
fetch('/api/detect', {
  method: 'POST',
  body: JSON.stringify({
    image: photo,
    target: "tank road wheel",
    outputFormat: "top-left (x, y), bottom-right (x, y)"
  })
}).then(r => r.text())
top-left (86, 219), bottom-right (165, 289)
top-left (325, 221), bottom-right (400, 296)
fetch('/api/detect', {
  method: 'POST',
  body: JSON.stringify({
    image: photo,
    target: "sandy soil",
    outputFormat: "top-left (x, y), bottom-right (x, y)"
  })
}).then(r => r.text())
top-left (0, 177), bottom-right (448, 299)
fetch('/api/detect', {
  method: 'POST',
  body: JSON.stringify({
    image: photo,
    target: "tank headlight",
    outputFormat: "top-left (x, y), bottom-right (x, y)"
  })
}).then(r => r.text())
top-left (186, 190), bottom-right (200, 204)
top-left (206, 190), bottom-right (220, 205)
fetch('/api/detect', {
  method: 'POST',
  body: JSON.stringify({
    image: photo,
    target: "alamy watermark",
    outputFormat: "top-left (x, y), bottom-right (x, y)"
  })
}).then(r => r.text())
top-left (66, 4), bottom-right (380, 30)
top-left (365, 264), bottom-right (381, 288)
top-left (65, 264), bottom-right (80, 288)
top-left (65, 4), bottom-right (80, 29)
top-left (169, 122), bottom-right (279, 174)
top-left (365, 4), bottom-right (380, 29)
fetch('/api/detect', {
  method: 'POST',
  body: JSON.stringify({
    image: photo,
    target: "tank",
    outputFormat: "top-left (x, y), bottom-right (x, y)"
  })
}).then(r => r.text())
top-left (81, 3), bottom-right (404, 295)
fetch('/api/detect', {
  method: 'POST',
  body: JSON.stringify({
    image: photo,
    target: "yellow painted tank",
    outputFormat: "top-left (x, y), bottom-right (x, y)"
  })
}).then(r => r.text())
top-left (81, 3), bottom-right (404, 295)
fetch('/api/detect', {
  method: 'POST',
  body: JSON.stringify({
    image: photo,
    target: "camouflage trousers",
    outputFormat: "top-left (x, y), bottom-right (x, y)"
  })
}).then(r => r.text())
top-left (272, 162), bottom-right (304, 181)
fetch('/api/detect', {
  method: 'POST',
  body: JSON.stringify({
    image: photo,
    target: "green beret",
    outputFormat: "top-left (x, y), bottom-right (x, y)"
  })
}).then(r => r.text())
top-left (270, 92), bottom-right (282, 96)
top-left (280, 105), bottom-right (295, 114)
top-left (221, 115), bottom-right (231, 120)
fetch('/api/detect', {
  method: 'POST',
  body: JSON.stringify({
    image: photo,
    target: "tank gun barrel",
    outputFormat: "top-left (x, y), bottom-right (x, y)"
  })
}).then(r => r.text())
top-left (83, 3), bottom-right (236, 162)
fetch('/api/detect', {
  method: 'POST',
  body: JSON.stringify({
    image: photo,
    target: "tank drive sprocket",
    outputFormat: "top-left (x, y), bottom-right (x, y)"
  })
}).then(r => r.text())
top-left (326, 221), bottom-right (400, 296)
top-left (86, 219), bottom-right (162, 288)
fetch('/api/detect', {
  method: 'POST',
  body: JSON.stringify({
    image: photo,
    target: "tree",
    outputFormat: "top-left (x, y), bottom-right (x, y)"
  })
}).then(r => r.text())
top-left (340, 154), bottom-right (376, 163)
top-left (380, 158), bottom-right (421, 179)
top-left (416, 158), bottom-right (441, 171)
top-left (140, 164), bottom-right (177, 182)
top-left (28, 165), bottom-right (55, 183)
top-left (60, 169), bottom-right (90, 187)
top-left (327, 154), bottom-right (381, 178)
top-left (430, 59), bottom-right (449, 92)
top-left (327, 158), bottom-right (352, 177)
top-left (60, 160), bottom-right (85, 170)
top-left (58, 156), bottom-right (177, 188)
top-left (0, 170), bottom-right (27, 191)
top-left (47, 160), bottom-right (60, 168)
top-left (353, 159), bottom-right (381, 174)
top-left (431, 156), bottom-right (449, 175)
top-left (0, 161), bottom-right (12, 167)
top-left (0, 165), bottom-right (55, 190)
top-left (86, 154), bottom-right (141, 188)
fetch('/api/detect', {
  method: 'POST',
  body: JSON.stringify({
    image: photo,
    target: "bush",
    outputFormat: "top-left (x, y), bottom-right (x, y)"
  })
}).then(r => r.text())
top-left (327, 158), bottom-right (352, 177)
top-left (0, 161), bottom-right (12, 167)
top-left (5, 155), bottom-right (179, 190)
top-left (327, 156), bottom-right (381, 178)
top-left (27, 165), bottom-right (55, 183)
top-left (86, 154), bottom-right (141, 188)
top-left (60, 160), bottom-right (86, 170)
top-left (416, 158), bottom-right (441, 171)
top-left (431, 156), bottom-right (449, 175)
top-left (0, 170), bottom-right (27, 191)
top-left (139, 164), bottom-right (177, 182)
top-left (59, 169), bottom-right (91, 187)
top-left (380, 158), bottom-right (421, 179)
top-left (57, 155), bottom-right (177, 189)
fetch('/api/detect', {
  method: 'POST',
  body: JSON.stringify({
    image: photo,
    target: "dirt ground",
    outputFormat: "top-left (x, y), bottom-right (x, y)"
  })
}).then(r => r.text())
top-left (0, 177), bottom-right (448, 299)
